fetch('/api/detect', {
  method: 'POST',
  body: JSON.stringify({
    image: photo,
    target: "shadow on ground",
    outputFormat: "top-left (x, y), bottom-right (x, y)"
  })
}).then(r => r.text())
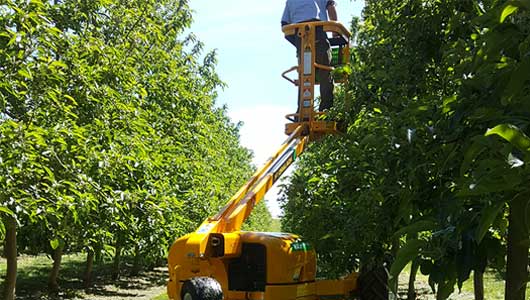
top-left (1, 254), bottom-right (167, 300)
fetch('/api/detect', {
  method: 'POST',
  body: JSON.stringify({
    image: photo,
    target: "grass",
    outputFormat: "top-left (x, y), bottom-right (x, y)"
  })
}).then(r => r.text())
top-left (270, 218), bottom-right (282, 232)
top-left (399, 264), bottom-right (530, 300)
top-left (459, 271), bottom-right (510, 299)
top-left (0, 253), bottom-right (167, 300)
top-left (2, 254), bottom-right (527, 300)
top-left (0, 253), bottom-right (87, 298)
top-left (151, 293), bottom-right (169, 300)
top-left (142, 266), bottom-right (526, 300)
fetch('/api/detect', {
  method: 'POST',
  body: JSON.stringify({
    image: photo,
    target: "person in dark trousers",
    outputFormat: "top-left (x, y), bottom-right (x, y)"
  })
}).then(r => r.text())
top-left (281, 0), bottom-right (338, 111)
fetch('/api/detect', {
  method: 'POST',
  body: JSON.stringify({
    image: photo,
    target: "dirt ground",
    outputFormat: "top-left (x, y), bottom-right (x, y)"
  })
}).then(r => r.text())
top-left (1, 254), bottom-right (476, 300)
top-left (396, 272), bottom-right (474, 300)
top-left (11, 267), bottom-right (167, 300)
top-left (83, 270), bottom-right (470, 300)
top-left (47, 272), bottom-right (460, 300)
top-left (61, 269), bottom-right (469, 300)
top-left (76, 282), bottom-right (165, 299)
top-left (0, 254), bottom-right (168, 300)
top-left (60, 268), bottom-right (167, 300)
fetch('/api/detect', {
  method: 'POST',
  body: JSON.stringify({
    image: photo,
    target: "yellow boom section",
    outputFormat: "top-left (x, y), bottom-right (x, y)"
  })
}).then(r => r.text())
top-left (186, 125), bottom-right (309, 257)
top-left (183, 21), bottom-right (351, 260)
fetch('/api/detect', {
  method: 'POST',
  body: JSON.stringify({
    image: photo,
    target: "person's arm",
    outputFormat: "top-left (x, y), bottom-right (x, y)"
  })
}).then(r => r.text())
top-left (327, 1), bottom-right (337, 21)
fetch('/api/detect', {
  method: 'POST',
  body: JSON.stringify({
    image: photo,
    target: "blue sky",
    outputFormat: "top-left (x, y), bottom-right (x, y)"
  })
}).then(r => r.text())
top-left (189, 0), bottom-right (364, 217)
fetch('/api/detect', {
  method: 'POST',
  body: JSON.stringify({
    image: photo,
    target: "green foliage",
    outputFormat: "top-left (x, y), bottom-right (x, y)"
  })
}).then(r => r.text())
top-left (389, 239), bottom-right (426, 288)
top-left (281, 0), bottom-right (530, 298)
top-left (242, 201), bottom-right (274, 232)
top-left (486, 124), bottom-right (530, 153)
top-left (0, 0), bottom-right (256, 289)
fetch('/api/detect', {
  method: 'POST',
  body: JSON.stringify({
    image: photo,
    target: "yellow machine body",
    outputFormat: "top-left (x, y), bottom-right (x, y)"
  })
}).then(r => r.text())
top-left (168, 231), bottom-right (358, 300)
top-left (167, 21), bottom-right (356, 300)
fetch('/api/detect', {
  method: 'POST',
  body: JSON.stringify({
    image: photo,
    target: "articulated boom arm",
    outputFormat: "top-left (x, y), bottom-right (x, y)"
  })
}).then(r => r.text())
top-left (186, 125), bottom-right (308, 257)
top-left (184, 21), bottom-right (351, 260)
top-left (167, 20), bottom-right (357, 300)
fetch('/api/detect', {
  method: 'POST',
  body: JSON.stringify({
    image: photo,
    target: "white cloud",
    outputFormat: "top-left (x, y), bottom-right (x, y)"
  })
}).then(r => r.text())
top-left (228, 104), bottom-right (295, 218)
top-left (190, 0), bottom-right (365, 219)
top-left (229, 104), bottom-right (290, 166)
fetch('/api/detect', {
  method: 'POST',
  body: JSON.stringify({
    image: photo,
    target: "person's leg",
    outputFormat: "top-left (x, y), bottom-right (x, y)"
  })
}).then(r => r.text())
top-left (315, 30), bottom-right (333, 111)
top-left (294, 35), bottom-right (302, 117)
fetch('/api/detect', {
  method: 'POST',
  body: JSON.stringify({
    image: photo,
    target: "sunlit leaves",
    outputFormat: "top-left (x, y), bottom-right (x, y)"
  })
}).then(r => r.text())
top-left (486, 124), bottom-right (530, 154)
top-left (1, 0), bottom-right (258, 286)
top-left (501, 4), bottom-right (520, 23)
top-left (283, 0), bottom-right (530, 298)
top-left (501, 1), bottom-right (530, 23)
top-left (50, 238), bottom-right (60, 250)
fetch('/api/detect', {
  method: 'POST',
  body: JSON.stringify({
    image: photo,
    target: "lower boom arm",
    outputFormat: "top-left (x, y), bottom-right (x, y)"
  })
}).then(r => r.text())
top-left (187, 125), bottom-right (309, 258)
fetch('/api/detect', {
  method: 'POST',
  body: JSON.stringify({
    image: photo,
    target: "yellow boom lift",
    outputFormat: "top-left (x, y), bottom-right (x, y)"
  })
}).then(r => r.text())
top-left (167, 21), bottom-right (357, 300)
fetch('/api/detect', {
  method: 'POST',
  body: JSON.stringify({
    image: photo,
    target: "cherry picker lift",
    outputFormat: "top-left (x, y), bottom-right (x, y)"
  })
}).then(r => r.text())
top-left (167, 21), bottom-right (357, 300)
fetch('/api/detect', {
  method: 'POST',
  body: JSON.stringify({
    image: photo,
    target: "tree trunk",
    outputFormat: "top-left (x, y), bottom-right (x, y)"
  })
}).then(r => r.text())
top-left (112, 240), bottom-right (122, 280)
top-left (474, 270), bottom-right (484, 300)
top-left (83, 249), bottom-right (95, 288)
top-left (131, 244), bottom-right (141, 276)
top-left (95, 244), bottom-right (103, 264)
top-left (48, 245), bottom-right (63, 291)
top-left (505, 197), bottom-right (529, 300)
top-left (2, 215), bottom-right (17, 300)
top-left (391, 238), bottom-right (400, 299)
top-left (359, 266), bottom-right (389, 300)
top-left (407, 258), bottom-right (420, 300)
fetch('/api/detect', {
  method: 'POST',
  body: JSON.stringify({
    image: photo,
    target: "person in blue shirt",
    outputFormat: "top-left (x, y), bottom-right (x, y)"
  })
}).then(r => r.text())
top-left (281, 0), bottom-right (338, 111)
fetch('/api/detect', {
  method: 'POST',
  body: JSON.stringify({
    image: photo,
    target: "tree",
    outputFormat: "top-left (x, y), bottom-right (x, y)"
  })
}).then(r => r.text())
top-left (1, 0), bottom-right (260, 296)
top-left (281, 1), bottom-right (530, 299)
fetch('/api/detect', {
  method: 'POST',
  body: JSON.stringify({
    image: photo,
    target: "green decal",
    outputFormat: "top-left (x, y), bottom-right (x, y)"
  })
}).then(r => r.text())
top-left (291, 241), bottom-right (313, 252)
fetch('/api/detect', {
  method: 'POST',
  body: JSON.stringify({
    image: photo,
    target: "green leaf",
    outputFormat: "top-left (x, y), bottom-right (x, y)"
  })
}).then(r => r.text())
top-left (50, 239), bottom-right (60, 250)
top-left (307, 177), bottom-right (320, 184)
top-left (476, 202), bottom-right (505, 243)
top-left (332, 65), bottom-right (353, 78)
top-left (501, 4), bottom-right (519, 23)
top-left (139, 87), bottom-right (148, 98)
top-left (460, 137), bottom-right (487, 177)
top-left (389, 239), bottom-right (426, 291)
top-left (29, 0), bottom-right (44, 6)
top-left (0, 221), bottom-right (5, 240)
top-left (49, 60), bottom-right (68, 69)
top-left (320, 233), bottom-right (333, 240)
top-left (485, 124), bottom-right (530, 154)
top-left (442, 95), bottom-right (457, 114)
top-left (392, 220), bottom-right (436, 239)
top-left (18, 69), bottom-right (33, 79)
top-left (501, 59), bottom-right (530, 105)
top-left (64, 94), bottom-right (77, 105)
top-left (43, 166), bottom-right (54, 180)
top-left (0, 206), bottom-right (14, 216)
top-left (438, 278), bottom-right (456, 299)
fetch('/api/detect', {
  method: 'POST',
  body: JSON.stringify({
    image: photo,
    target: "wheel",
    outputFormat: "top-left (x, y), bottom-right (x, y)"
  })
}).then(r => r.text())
top-left (359, 267), bottom-right (389, 300)
top-left (181, 277), bottom-right (223, 300)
